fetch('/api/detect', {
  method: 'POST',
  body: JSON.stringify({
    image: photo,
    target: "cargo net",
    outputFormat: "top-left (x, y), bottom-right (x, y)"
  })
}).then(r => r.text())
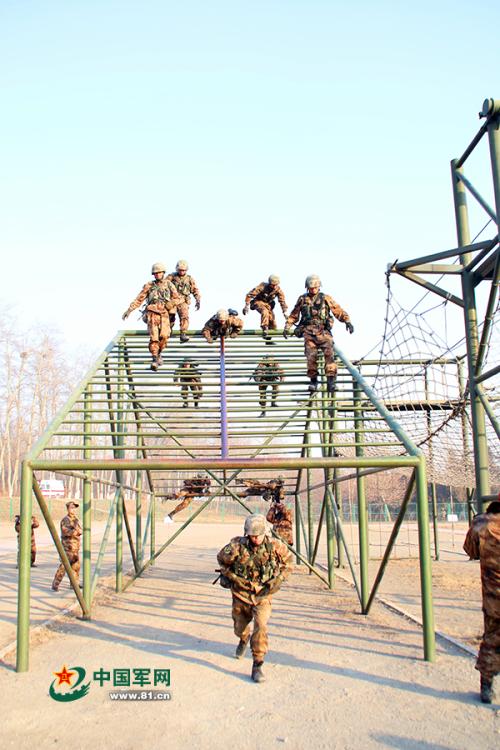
top-left (358, 282), bottom-right (500, 489)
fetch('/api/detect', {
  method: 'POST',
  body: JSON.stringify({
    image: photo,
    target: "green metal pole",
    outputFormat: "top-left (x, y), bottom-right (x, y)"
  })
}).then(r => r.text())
top-left (136, 470), bottom-right (143, 566)
top-left (430, 483), bottom-right (439, 562)
top-left (82, 387), bottom-right (92, 617)
top-left (415, 459), bottom-right (435, 662)
top-left (354, 379), bottom-right (369, 611)
top-left (424, 366), bottom-right (439, 561)
top-left (16, 462), bottom-right (33, 672)
top-left (150, 493), bottom-right (156, 564)
top-left (294, 492), bottom-right (301, 561)
top-left (451, 159), bottom-right (490, 511)
top-left (116, 342), bottom-right (124, 592)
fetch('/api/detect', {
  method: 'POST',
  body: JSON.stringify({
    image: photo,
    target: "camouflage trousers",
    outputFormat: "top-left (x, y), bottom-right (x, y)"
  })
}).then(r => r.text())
top-left (147, 312), bottom-right (171, 357)
top-left (251, 301), bottom-right (276, 329)
top-left (17, 537), bottom-right (37, 566)
top-left (476, 612), bottom-right (500, 679)
top-left (169, 493), bottom-right (194, 518)
top-left (180, 382), bottom-right (202, 406)
top-left (273, 524), bottom-right (293, 546)
top-left (303, 327), bottom-right (337, 378)
top-left (258, 383), bottom-right (279, 408)
top-left (52, 544), bottom-right (80, 589)
top-left (169, 302), bottom-right (190, 333)
top-left (232, 593), bottom-right (272, 662)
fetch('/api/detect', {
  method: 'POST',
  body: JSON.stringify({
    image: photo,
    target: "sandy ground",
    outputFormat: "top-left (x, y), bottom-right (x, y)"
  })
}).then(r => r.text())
top-left (0, 520), bottom-right (499, 750)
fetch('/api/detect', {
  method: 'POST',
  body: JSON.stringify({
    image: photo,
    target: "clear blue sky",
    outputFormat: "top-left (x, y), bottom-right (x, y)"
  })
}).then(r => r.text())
top-left (1, 1), bottom-right (498, 359)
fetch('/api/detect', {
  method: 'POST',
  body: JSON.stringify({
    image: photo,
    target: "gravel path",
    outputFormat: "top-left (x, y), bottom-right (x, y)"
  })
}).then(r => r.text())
top-left (0, 522), bottom-right (498, 750)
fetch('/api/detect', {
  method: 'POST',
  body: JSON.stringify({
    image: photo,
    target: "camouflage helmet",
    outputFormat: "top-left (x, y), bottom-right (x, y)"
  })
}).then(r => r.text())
top-left (216, 309), bottom-right (229, 321)
top-left (151, 262), bottom-right (166, 274)
top-left (244, 513), bottom-right (267, 536)
top-left (305, 274), bottom-right (321, 288)
top-left (268, 274), bottom-right (280, 285)
top-left (228, 308), bottom-right (238, 316)
top-left (176, 259), bottom-right (188, 271)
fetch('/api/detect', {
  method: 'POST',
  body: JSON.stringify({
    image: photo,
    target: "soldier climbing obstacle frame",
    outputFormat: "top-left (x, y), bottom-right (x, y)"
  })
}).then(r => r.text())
top-left (16, 327), bottom-right (435, 672)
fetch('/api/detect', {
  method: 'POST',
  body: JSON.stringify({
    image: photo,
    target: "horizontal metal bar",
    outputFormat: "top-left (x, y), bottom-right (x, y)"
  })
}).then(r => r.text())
top-left (475, 363), bottom-right (500, 384)
top-left (390, 240), bottom-right (492, 271)
top-left (29, 456), bottom-right (421, 471)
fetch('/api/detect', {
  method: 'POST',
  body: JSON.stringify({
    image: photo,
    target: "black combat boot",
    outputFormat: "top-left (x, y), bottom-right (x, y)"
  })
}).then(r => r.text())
top-left (251, 660), bottom-right (266, 683)
top-left (262, 327), bottom-right (271, 341)
top-left (194, 401), bottom-right (199, 408)
top-left (326, 375), bottom-right (337, 393)
top-left (259, 410), bottom-right (266, 418)
top-left (480, 675), bottom-right (494, 704)
top-left (271, 400), bottom-right (277, 408)
top-left (180, 333), bottom-right (190, 343)
top-left (308, 376), bottom-right (318, 394)
top-left (182, 402), bottom-right (188, 408)
top-left (235, 639), bottom-right (249, 659)
top-left (157, 355), bottom-right (163, 366)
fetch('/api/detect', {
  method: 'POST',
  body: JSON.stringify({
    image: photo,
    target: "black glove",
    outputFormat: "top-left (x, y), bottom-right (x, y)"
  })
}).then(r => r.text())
top-left (345, 321), bottom-right (354, 334)
top-left (195, 300), bottom-right (200, 311)
top-left (242, 306), bottom-right (249, 316)
top-left (283, 327), bottom-right (290, 339)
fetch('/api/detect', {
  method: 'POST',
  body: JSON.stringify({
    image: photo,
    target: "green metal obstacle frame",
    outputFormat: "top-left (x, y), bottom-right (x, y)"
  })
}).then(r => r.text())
top-left (16, 329), bottom-right (435, 672)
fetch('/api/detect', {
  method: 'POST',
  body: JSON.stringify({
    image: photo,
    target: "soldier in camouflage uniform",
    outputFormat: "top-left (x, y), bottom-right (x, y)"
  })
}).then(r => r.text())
top-left (202, 309), bottom-right (243, 343)
top-left (243, 275), bottom-right (288, 341)
top-left (238, 476), bottom-right (285, 503)
top-left (463, 499), bottom-right (500, 704)
top-left (173, 359), bottom-right (203, 408)
top-left (285, 275), bottom-right (354, 393)
top-left (217, 513), bottom-right (293, 683)
top-left (163, 474), bottom-right (211, 523)
top-left (122, 262), bottom-right (180, 371)
top-left (166, 260), bottom-right (201, 343)
top-left (15, 514), bottom-right (40, 567)
top-left (252, 356), bottom-right (284, 417)
top-left (51, 501), bottom-right (82, 591)
top-left (266, 498), bottom-right (294, 547)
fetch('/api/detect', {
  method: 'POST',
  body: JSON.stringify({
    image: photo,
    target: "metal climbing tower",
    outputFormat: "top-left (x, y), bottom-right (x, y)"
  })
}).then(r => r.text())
top-left (16, 329), bottom-right (435, 671)
top-left (388, 97), bottom-right (500, 512)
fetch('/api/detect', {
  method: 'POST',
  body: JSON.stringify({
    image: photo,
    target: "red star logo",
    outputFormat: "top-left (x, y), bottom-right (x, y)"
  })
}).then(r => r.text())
top-left (53, 665), bottom-right (75, 686)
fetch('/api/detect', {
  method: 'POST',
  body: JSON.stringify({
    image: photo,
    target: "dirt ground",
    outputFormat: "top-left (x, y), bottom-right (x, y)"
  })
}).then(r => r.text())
top-left (0, 519), bottom-right (499, 750)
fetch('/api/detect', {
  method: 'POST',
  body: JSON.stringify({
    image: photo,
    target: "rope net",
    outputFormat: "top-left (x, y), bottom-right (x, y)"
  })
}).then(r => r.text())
top-left (358, 284), bottom-right (500, 489)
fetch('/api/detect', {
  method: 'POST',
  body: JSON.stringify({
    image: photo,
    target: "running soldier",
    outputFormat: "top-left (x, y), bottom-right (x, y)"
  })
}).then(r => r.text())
top-left (163, 474), bottom-right (211, 523)
top-left (217, 514), bottom-right (293, 682)
top-left (202, 309), bottom-right (243, 343)
top-left (252, 356), bottom-right (284, 417)
top-left (463, 499), bottom-right (500, 704)
top-left (243, 275), bottom-right (288, 341)
top-left (122, 262), bottom-right (180, 371)
top-left (51, 502), bottom-right (82, 591)
top-left (173, 359), bottom-right (203, 408)
top-left (266, 497), bottom-right (293, 546)
top-left (15, 514), bottom-right (39, 567)
top-left (167, 260), bottom-right (201, 343)
top-left (285, 274), bottom-right (354, 393)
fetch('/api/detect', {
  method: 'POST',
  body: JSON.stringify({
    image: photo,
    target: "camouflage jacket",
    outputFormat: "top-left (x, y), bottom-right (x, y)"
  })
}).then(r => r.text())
top-left (286, 292), bottom-right (350, 330)
top-left (182, 477), bottom-right (211, 495)
top-left (173, 364), bottom-right (202, 384)
top-left (252, 359), bottom-right (284, 383)
top-left (266, 502), bottom-right (293, 531)
top-left (217, 535), bottom-right (293, 604)
top-left (14, 516), bottom-right (39, 540)
top-left (60, 513), bottom-right (82, 544)
top-left (126, 279), bottom-right (180, 316)
top-left (245, 282), bottom-right (287, 313)
top-left (166, 273), bottom-right (201, 305)
top-left (202, 314), bottom-right (243, 341)
top-left (463, 512), bottom-right (500, 618)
